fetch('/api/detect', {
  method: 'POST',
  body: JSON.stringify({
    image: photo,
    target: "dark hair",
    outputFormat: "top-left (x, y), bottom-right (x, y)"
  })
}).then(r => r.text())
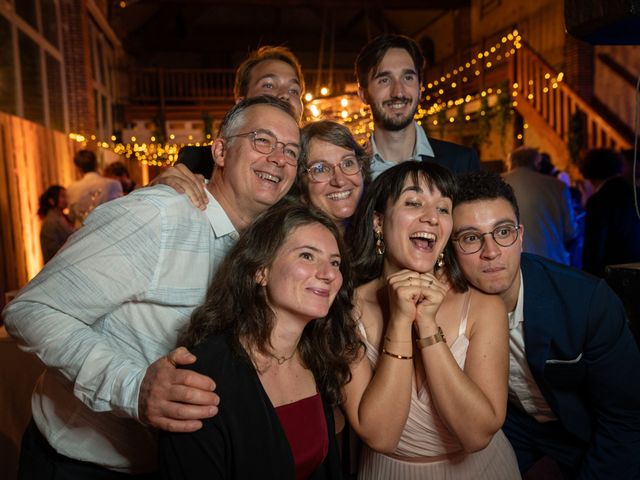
top-left (579, 148), bottom-right (623, 181)
top-left (73, 150), bottom-right (97, 173)
top-left (508, 146), bottom-right (540, 169)
top-left (234, 46), bottom-right (305, 99)
top-left (455, 171), bottom-right (520, 222)
top-left (37, 185), bottom-right (65, 219)
top-left (217, 95), bottom-right (299, 139)
top-left (179, 199), bottom-right (361, 405)
top-left (104, 161), bottom-right (130, 178)
top-left (293, 120), bottom-right (372, 200)
top-left (355, 34), bottom-right (425, 89)
top-left (537, 152), bottom-right (556, 175)
top-left (346, 161), bottom-right (467, 291)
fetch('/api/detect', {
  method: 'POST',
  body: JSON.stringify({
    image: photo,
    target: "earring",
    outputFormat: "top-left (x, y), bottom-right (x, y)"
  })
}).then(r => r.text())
top-left (436, 252), bottom-right (445, 269)
top-left (375, 231), bottom-right (385, 255)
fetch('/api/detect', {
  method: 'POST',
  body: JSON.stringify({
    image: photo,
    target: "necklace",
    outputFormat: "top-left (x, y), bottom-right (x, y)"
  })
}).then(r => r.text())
top-left (268, 348), bottom-right (297, 365)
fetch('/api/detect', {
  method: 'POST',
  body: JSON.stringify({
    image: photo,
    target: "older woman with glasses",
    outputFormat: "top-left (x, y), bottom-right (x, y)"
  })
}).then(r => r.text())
top-left (293, 121), bottom-right (371, 231)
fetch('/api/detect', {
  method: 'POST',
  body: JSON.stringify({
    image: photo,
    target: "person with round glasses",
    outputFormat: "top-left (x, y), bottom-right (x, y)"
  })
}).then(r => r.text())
top-left (294, 120), bottom-right (371, 230)
top-left (453, 224), bottom-right (521, 254)
top-left (225, 129), bottom-right (301, 166)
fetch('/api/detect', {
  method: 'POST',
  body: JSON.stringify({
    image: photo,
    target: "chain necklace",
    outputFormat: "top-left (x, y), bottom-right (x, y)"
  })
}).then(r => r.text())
top-left (267, 348), bottom-right (297, 365)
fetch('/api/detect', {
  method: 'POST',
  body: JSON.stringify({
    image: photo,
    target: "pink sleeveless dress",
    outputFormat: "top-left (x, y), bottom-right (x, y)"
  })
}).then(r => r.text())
top-left (357, 291), bottom-right (521, 479)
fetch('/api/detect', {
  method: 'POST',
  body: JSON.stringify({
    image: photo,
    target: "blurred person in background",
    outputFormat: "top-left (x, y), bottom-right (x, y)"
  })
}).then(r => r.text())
top-left (503, 147), bottom-right (578, 266)
top-left (37, 185), bottom-right (75, 263)
top-left (105, 161), bottom-right (136, 194)
top-left (579, 148), bottom-right (640, 277)
top-left (67, 149), bottom-right (123, 227)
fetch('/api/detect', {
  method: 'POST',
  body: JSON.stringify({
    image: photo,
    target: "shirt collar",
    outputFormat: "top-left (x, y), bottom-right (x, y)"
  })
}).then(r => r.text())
top-left (508, 270), bottom-right (524, 330)
top-left (370, 121), bottom-right (435, 164)
top-left (204, 190), bottom-right (238, 240)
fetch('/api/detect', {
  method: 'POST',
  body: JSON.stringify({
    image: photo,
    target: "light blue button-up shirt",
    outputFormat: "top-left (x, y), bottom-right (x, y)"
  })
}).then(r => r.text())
top-left (369, 121), bottom-right (435, 178)
top-left (3, 185), bottom-right (237, 473)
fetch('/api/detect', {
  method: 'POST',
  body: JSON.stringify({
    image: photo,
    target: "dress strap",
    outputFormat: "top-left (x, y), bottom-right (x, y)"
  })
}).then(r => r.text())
top-left (458, 290), bottom-right (472, 337)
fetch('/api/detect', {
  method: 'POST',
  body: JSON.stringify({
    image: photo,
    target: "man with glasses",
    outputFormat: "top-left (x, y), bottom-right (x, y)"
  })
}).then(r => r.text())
top-left (166, 45), bottom-right (305, 193)
top-left (451, 171), bottom-right (640, 479)
top-left (3, 96), bottom-right (300, 478)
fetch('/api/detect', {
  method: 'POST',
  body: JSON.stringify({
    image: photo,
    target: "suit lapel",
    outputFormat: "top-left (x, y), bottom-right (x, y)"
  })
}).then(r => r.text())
top-left (521, 255), bottom-right (555, 397)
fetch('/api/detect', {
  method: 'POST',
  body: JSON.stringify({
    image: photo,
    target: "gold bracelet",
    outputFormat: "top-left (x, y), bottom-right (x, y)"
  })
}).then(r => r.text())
top-left (382, 348), bottom-right (413, 360)
top-left (415, 326), bottom-right (446, 349)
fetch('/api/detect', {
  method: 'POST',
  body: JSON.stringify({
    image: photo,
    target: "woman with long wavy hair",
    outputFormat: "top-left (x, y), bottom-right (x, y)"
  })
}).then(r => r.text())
top-left (159, 200), bottom-right (361, 479)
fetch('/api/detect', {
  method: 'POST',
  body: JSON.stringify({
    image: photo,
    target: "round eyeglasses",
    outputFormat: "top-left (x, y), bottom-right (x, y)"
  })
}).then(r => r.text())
top-left (225, 129), bottom-right (300, 166)
top-left (304, 157), bottom-right (362, 183)
top-left (453, 224), bottom-right (521, 253)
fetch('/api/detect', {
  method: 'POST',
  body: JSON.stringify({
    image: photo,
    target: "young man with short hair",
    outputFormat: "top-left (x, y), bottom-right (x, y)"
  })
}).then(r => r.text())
top-left (451, 171), bottom-right (640, 479)
top-left (355, 34), bottom-right (479, 178)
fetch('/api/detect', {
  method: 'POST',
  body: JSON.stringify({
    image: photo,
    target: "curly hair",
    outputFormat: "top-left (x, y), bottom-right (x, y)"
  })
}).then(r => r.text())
top-left (455, 171), bottom-right (520, 222)
top-left (346, 161), bottom-right (467, 291)
top-left (179, 199), bottom-right (361, 405)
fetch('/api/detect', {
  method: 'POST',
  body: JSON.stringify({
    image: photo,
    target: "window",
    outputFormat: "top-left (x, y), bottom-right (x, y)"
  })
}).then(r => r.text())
top-left (0, 15), bottom-right (16, 115)
top-left (46, 52), bottom-right (64, 130)
top-left (0, 2), bottom-right (66, 131)
top-left (19, 30), bottom-right (44, 124)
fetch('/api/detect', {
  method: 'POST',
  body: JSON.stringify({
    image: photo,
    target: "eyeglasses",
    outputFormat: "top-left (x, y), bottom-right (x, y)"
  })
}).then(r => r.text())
top-left (225, 130), bottom-right (300, 166)
top-left (304, 157), bottom-right (362, 183)
top-left (453, 224), bottom-right (521, 253)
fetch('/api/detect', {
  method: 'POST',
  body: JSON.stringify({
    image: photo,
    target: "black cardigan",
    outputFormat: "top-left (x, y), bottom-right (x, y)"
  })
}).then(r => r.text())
top-left (159, 334), bottom-right (342, 479)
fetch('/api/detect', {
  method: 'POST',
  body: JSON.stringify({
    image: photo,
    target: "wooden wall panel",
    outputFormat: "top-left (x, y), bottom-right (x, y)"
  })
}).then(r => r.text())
top-left (0, 112), bottom-right (75, 305)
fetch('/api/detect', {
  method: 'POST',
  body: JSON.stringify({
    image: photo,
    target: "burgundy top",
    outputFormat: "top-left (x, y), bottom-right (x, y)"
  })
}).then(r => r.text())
top-left (275, 393), bottom-right (329, 480)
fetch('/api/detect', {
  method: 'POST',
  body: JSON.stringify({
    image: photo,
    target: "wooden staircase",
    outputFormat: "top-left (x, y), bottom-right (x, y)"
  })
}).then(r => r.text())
top-left (510, 41), bottom-right (632, 157)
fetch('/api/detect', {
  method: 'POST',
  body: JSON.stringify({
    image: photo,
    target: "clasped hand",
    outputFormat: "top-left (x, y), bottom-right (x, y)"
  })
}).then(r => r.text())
top-left (387, 269), bottom-right (448, 327)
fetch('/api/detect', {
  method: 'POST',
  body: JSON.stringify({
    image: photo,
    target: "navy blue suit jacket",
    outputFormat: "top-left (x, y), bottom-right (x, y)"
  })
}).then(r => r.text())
top-left (518, 253), bottom-right (640, 478)
top-left (424, 137), bottom-right (480, 175)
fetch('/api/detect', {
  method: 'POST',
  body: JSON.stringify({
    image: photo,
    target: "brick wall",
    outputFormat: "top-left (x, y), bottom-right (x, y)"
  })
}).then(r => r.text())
top-left (59, 0), bottom-right (96, 135)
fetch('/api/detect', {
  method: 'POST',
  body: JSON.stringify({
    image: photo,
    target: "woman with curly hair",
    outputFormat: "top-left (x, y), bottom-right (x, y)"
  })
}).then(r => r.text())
top-left (159, 200), bottom-right (361, 479)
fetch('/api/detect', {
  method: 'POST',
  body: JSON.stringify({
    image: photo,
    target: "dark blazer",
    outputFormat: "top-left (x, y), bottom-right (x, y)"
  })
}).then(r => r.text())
top-left (582, 176), bottom-right (640, 277)
top-left (159, 334), bottom-right (342, 480)
top-left (175, 146), bottom-right (214, 179)
top-left (423, 137), bottom-right (480, 174)
top-left (517, 253), bottom-right (640, 478)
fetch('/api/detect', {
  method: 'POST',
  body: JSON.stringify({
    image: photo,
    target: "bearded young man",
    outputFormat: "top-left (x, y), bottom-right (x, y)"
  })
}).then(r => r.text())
top-left (355, 34), bottom-right (479, 178)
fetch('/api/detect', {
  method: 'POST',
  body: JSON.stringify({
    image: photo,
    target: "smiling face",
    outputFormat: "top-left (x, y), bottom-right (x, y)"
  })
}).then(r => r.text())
top-left (377, 175), bottom-right (453, 275)
top-left (243, 59), bottom-right (303, 120)
top-left (452, 198), bottom-right (523, 309)
top-left (359, 48), bottom-right (421, 132)
top-left (213, 104), bottom-right (299, 225)
top-left (302, 138), bottom-right (364, 226)
top-left (260, 222), bottom-right (343, 323)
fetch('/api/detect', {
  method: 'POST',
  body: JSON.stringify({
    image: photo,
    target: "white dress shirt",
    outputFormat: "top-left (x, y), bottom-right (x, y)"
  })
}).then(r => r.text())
top-left (3, 185), bottom-right (237, 473)
top-left (508, 271), bottom-right (557, 422)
